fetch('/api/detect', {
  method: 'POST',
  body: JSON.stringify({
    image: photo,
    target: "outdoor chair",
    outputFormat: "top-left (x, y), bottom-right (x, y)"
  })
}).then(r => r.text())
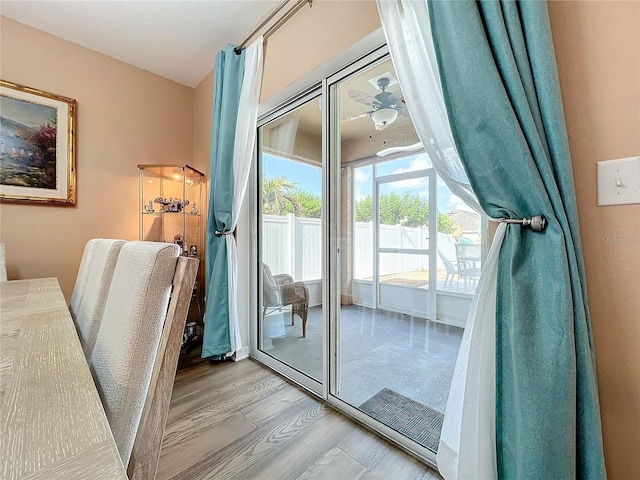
top-left (263, 263), bottom-right (309, 337)
top-left (455, 243), bottom-right (481, 291)
top-left (438, 250), bottom-right (459, 287)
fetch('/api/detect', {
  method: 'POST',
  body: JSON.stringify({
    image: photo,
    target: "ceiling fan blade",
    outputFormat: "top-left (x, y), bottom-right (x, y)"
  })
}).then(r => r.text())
top-left (348, 89), bottom-right (381, 107)
top-left (342, 111), bottom-right (373, 122)
top-left (377, 142), bottom-right (424, 157)
top-left (388, 88), bottom-right (406, 108)
top-left (390, 87), bottom-right (403, 99)
top-left (397, 103), bottom-right (410, 117)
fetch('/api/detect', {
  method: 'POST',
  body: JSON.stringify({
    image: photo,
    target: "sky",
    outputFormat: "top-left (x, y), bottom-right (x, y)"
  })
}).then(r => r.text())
top-left (0, 95), bottom-right (56, 128)
top-left (262, 152), bottom-right (474, 214)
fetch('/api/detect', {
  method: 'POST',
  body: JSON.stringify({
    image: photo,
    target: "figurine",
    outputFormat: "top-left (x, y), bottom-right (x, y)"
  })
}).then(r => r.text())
top-left (173, 234), bottom-right (184, 250)
top-left (154, 197), bottom-right (190, 213)
top-left (189, 245), bottom-right (198, 256)
top-left (144, 200), bottom-right (154, 213)
top-left (191, 203), bottom-right (198, 215)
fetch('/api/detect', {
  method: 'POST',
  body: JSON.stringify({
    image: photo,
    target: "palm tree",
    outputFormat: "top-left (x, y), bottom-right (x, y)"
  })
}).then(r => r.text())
top-left (262, 175), bottom-right (301, 216)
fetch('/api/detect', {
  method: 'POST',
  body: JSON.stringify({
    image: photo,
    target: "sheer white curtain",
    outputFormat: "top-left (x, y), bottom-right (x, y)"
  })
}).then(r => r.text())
top-left (437, 224), bottom-right (504, 480)
top-left (226, 37), bottom-right (264, 354)
top-left (1, 243), bottom-right (7, 281)
top-left (376, 1), bottom-right (500, 478)
top-left (377, 0), bottom-right (480, 214)
top-left (264, 114), bottom-right (300, 156)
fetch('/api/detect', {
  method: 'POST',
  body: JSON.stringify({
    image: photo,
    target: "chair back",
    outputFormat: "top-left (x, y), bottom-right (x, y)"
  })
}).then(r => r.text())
top-left (70, 239), bottom-right (125, 360)
top-left (456, 243), bottom-right (481, 261)
top-left (90, 241), bottom-right (180, 468)
top-left (128, 254), bottom-right (199, 479)
top-left (262, 263), bottom-right (281, 306)
top-left (438, 250), bottom-right (457, 275)
top-left (70, 239), bottom-right (99, 316)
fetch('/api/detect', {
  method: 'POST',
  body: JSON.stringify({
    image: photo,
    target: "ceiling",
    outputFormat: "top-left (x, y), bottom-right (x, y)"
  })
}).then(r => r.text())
top-left (1, 0), bottom-right (280, 88)
top-left (274, 57), bottom-right (413, 143)
top-left (263, 57), bottom-right (419, 162)
top-left (3, 1), bottom-right (415, 158)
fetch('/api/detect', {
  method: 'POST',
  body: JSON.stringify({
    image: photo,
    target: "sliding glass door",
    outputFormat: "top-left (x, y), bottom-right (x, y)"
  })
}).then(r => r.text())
top-left (329, 54), bottom-right (465, 460)
top-left (253, 47), bottom-right (484, 465)
top-left (255, 91), bottom-right (324, 392)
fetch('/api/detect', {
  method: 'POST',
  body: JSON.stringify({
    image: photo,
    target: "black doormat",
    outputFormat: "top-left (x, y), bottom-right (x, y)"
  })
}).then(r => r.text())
top-left (359, 388), bottom-right (444, 453)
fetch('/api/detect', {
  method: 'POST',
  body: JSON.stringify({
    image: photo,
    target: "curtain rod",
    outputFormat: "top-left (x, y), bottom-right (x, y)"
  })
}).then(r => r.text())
top-left (234, 0), bottom-right (313, 55)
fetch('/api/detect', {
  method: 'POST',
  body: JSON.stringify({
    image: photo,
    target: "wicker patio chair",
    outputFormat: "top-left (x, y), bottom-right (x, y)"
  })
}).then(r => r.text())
top-left (262, 263), bottom-right (309, 337)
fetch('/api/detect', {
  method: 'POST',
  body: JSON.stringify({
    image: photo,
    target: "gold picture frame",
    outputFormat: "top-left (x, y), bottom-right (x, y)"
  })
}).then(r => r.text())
top-left (0, 80), bottom-right (76, 206)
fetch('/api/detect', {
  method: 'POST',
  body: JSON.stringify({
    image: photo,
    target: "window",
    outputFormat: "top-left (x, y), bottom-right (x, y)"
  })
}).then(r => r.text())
top-left (352, 154), bottom-right (484, 295)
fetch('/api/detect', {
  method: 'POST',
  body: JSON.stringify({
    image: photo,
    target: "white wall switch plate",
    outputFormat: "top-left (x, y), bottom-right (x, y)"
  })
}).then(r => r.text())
top-left (597, 156), bottom-right (640, 206)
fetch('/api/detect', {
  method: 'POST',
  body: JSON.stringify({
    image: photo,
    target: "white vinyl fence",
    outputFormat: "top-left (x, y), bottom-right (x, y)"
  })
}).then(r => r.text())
top-left (354, 222), bottom-right (431, 279)
top-left (262, 214), bottom-right (322, 281)
top-left (262, 214), bottom-right (458, 281)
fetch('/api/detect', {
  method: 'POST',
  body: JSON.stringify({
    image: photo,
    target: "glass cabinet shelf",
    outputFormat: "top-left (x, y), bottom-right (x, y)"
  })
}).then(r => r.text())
top-left (137, 164), bottom-right (205, 256)
top-left (141, 212), bottom-right (201, 216)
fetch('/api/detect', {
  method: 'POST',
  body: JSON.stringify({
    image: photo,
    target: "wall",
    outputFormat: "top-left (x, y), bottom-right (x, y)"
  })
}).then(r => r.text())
top-left (0, 17), bottom-right (194, 299)
top-left (192, 70), bottom-right (213, 176)
top-left (260, 0), bottom-right (382, 101)
top-left (549, 2), bottom-right (640, 478)
top-left (191, 69), bottom-right (213, 325)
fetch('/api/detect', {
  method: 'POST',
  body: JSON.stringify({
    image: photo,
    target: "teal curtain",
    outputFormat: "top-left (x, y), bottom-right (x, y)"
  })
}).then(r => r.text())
top-left (202, 45), bottom-right (245, 359)
top-left (428, 1), bottom-right (606, 478)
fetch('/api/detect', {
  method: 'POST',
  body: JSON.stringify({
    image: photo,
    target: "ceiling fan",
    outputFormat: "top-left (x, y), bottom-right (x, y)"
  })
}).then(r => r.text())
top-left (344, 77), bottom-right (409, 130)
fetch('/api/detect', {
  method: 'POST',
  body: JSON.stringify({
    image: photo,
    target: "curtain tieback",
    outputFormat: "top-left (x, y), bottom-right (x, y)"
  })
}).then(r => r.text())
top-left (214, 230), bottom-right (234, 237)
top-left (498, 215), bottom-right (547, 232)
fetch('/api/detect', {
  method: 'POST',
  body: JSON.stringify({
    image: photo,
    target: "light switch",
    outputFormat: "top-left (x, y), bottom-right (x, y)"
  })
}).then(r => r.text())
top-left (596, 156), bottom-right (640, 206)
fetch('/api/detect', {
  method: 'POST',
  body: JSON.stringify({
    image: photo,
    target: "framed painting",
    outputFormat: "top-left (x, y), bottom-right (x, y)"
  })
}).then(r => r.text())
top-left (0, 80), bottom-right (76, 205)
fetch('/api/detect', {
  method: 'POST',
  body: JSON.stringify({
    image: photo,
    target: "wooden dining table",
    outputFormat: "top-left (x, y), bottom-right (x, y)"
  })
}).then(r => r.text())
top-left (0, 278), bottom-right (127, 479)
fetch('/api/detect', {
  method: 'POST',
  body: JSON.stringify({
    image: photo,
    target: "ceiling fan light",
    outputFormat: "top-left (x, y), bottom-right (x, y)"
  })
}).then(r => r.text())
top-left (371, 108), bottom-right (398, 127)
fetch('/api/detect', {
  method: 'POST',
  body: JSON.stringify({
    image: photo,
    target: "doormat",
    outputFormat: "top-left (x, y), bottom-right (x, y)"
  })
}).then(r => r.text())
top-left (359, 388), bottom-right (443, 453)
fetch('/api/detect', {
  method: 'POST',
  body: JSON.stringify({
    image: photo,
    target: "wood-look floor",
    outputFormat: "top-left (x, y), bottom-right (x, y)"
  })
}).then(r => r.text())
top-left (158, 358), bottom-right (443, 480)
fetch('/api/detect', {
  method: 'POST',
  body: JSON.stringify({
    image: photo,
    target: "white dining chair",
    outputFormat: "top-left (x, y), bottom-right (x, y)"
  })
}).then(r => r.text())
top-left (89, 241), bottom-right (196, 473)
top-left (70, 239), bottom-right (97, 318)
top-left (128, 252), bottom-right (199, 478)
top-left (70, 239), bottom-right (125, 360)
